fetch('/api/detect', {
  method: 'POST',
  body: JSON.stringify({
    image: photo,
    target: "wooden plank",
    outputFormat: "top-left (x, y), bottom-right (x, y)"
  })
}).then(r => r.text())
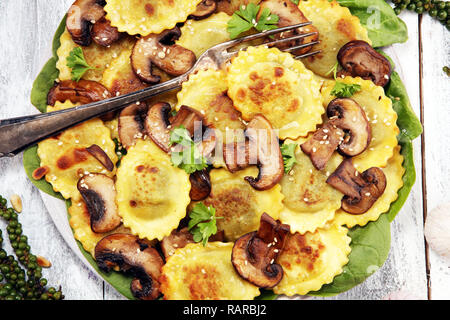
top-left (421, 14), bottom-right (450, 300)
top-left (0, 0), bottom-right (103, 299)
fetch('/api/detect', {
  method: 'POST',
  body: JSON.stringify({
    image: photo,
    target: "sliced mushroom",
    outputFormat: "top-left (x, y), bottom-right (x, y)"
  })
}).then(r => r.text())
top-left (131, 28), bottom-right (196, 84)
top-left (301, 122), bottom-right (345, 171)
top-left (66, 0), bottom-right (106, 46)
top-left (259, 0), bottom-right (319, 55)
top-left (161, 227), bottom-right (224, 260)
top-left (86, 144), bottom-right (114, 171)
top-left (47, 80), bottom-right (111, 106)
top-left (95, 234), bottom-right (164, 300)
top-left (171, 105), bottom-right (204, 136)
top-left (189, 169), bottom-right (211, 201)
top-left (337, 40), bottom-right (392, 87)
top-left (77, 173), bottom-right (121, 233)
top-left (92, 17), bottom-right (121, 47)
top-left (144, 102), bottom-right (172, 152)
top-left (190, 0), bottom-right (217, 20)
top-left (118, 102), bottom-right (149, 150)
top-left (326, 159), bottom-right (387, 214)
top-left (224, 115), bottom-right (283, 191)
top-left (232, 213), bottom-right (290, 288)
top-left (327, 98), bottom-right (371, 157)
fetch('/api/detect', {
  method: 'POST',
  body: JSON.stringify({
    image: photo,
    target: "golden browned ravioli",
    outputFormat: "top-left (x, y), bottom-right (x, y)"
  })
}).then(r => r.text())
top-left (37, 101), bottom-right (118, 201)
top-left (115, 139), bottom-right (191, 241)
top-left (104, 0), bottom-right (203, 36)
top-left (199, 168), bottom-right (284, 241)
top-left (321, 76), bottom-right (399, 172)
top-left (299, 0), bottom-right (372, 77)
top-left (227, 46), bottom-right (324, 140)
top-left (160, 242), bottom-right (260, 299)
top-left (273, 224), bottom-right (351, 296)
top-left (279, 138), bottom-right (343, 234)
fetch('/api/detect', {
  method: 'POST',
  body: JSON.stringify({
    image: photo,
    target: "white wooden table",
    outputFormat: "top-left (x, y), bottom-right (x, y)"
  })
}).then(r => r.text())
top-left (0, 1), bottom-right (448, 300)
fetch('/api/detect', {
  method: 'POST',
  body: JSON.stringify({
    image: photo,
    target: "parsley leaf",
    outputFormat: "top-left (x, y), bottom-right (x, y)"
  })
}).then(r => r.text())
top-left (227, 3), bottom-right (279, 39)
top-left (169, 126), bottom-right (208, 174)
top-left (330, 81), bottom-right (362, 98)
top-left (66, 47), bottom-right (96, 82)
top-left (326, 61), bottom-right (339, 80)
top-left (188, 203), bottom-right (222, 246)
top-left (281, 143), bottom-right (298, 173)
top-left (290, 0), bottom-right (300, 5)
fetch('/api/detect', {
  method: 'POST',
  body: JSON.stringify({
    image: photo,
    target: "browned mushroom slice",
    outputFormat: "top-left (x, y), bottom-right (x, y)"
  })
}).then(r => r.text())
top-left (326, 159), bottom-right (387, 214)
top-left (92, 17), bottom-right (121, 47)
top-left (161, 227), bottom-right (225, 259)
top-left (198, 126), bottom-right (217, 158)
top-left (190, 0), bottom-right (217, 20)
top-left (95, 233), bottom-right (164, 300)
top-left (337, 40), bottom-right (392, 87)
top-left (144, 102), bottom-right (172, 152)
top-left (189, 169), bottom-right (211, 201)
top-left (327, 98), bottom-right (371, 157)
top-left (86, 144), bottom-right (114, 171)
top-left (118, 102), bottom-right (149, 150)
top-left (131, 28), bottom-right (196, 84)
top-left (259, 0), bottom-right (319, 55)
top-left (77, 173), bottom-right (121, 233)
top-left (47, 80), bottom-right (111, 106)
top-left (223, 141), bottom-right (251, 173)
top-left (244, 115), bottom-right (284, 191)
top-left (301, 122), bottom-right (345, 171)
top-left (232, 213), bottom-right (290, 288)
top-left (66, 0), bottom-right (106, 46)
top-left (171, 105), bottom-right (204, 136)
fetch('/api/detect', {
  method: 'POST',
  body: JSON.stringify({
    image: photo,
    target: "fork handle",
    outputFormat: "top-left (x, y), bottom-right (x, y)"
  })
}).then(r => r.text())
top-left (0, 77), bottom-right (183, 157)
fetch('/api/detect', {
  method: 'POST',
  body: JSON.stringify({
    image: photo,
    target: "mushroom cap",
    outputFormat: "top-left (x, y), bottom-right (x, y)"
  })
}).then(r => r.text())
top-left (189, 0), bottom-right (217, 20)
top-left (118, 102), bottom-right (149, 150)
top-left (131, 28), bottom-right (196, 83)
top-left (47, 80), bottom-right (111, 106)
top-left (86, 144), bottom-right (114, 172)
top-left (92, 16), bottom-right (121, 47)
top-left (189, 169), bottom-right (212, 201)
top-left (145, 102), bottom-right (172, 153)
top-left (337, 40), bottom-right (392, 87)
top-left (66, 0), bottom-right (106, 46)
top-left (327, 98), bottom-right (371, 157)
top-left (94, 233), bottom-right (164, 300)
top-left (77, 173), bottom-right (121, 233)
top-left (231, 213), bottom-right (290, 288)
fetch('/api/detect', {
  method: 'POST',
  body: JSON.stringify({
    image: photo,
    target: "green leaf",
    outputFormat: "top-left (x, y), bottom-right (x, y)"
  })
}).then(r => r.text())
top-left (188, 202), bottom-right (215, 230)
top-left (337, 0), bottom-right (408, 47)
top-left (290, 0), bottom-right (300, 5)
top-left (66, 47), bottom-right (95, 82)
top-left (310, 214), bottom-right (391, 296)
top-left (188, 203), bottom-right (221, 246)
top-left (281, 143), bottom-right (298, 173)
top-left (255, 8), bottom-right (279, 33)
top-left (330, 81), bottom-right (361, 98)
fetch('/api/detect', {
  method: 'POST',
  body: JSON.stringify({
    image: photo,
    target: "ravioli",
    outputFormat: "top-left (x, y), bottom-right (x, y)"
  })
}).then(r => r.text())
top-left (273, 224), bottom-right (351, 296)
top-left (227, 46), bottom-right (324, 140)
top-left (279, 139), bottom-right (343, 234)
top-left (321, 76), bottom-right (399, 171)
top-left (37, 101), bottom-right (118, 201)
top-left (115, 139), bottom-right (191, 241)
top-left (334, 146), bottom-right (404, 228)
top-left (101, 48), bottom-right (179, 107)
top-left (176, 69), bottom-right (246, 166)
top-left (160, 242), bottom-right (260, 300)
top-left (200, 167), bottom-right (284, 241)
top-left (104, 0), bottom-right (203, 36)
top-left (298, 0), bottom-right (372, 78)
top-left (56, 29), bottom-right (135, 82)
top-left (176, 12), bottom-right (231, 58)
top-left (69, 200), bottom-right (130, 257)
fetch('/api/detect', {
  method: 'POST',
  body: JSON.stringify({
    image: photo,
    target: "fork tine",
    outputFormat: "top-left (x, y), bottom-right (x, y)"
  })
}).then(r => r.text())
top-left (218, 22), bottom-right (313, 50)
top-left (282, 40), bottom-right (320, 53)
top-left (294, 50), bottom-right (322, 60)
top-left (263, 32), bottom-right (319, 48)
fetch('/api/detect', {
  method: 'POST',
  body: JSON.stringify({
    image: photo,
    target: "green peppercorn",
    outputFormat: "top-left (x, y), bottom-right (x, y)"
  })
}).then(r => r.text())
top-left (53, 291), bottom-right (62, 300)
top-left (40, 278), bottom-right (47, 286)
top-left (438, 9), bottom-right (447, 20)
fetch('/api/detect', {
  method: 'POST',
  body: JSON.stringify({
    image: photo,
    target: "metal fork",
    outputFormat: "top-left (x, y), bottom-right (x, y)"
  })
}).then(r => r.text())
top-left (0, 22), bottom-right (320, 157)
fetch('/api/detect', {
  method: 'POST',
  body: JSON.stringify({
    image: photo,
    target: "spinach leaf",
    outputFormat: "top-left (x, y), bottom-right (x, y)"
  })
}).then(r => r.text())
top-left (310, 214), bottom-right (391, 296)
top-left (337, 0), bottom-right (408, 47)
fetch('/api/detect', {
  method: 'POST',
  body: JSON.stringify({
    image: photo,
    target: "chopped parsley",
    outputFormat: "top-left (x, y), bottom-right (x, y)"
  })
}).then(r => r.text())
top-left (290, 0), bottom-right (300, 5)
top-left (330, 81), bottom-right (362, 98)
top-left (169, 126), bottom-right (208, 174)
top-left (281, 143), bottom-right (298, 173)
top-left (66, 47), bottom-right (97, 82)
top-left (188, 203), bottom-right (222, 246)
top-left (227, 3), bottom-right (279, 39)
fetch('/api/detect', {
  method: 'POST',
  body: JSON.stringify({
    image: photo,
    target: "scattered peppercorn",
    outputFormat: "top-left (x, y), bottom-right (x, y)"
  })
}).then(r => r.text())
top-left (0, 195), bottom-right (63, 300)
top-left (389, 0), bottom-right (450, 30)
top-left (444, 66), bottom-right (450, 76)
